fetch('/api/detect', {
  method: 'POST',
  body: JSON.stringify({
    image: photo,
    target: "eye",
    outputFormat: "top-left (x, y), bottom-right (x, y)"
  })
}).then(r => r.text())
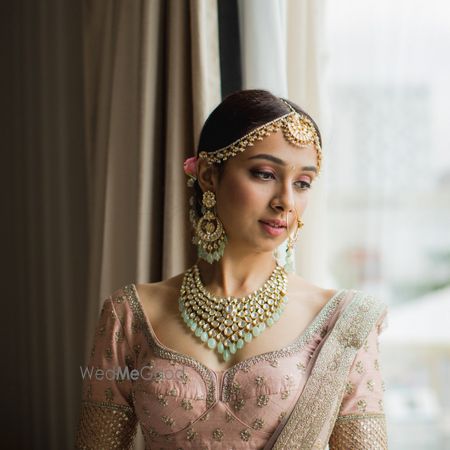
top-left (294, 180), bottom-right (311, 190)
top-left (251, 170), bottom-right (275, 181)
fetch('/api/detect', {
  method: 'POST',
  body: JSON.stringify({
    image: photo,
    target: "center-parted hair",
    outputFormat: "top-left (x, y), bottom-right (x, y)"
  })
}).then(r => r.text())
top-left (192, 89), bottom-right (322, 216)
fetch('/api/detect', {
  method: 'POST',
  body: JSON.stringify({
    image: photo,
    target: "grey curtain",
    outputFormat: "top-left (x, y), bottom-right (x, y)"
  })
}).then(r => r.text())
top-left (4, 0), bottom-right (220, 448)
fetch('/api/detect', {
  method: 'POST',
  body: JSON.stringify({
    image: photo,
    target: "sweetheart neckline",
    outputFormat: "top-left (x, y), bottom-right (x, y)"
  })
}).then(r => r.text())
top-left (127, 283), bottom-right (347, 377)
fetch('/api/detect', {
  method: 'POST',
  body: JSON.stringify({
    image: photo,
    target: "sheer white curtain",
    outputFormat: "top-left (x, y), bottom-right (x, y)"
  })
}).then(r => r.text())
top-left (321, 1), bottom-right (450, 447)
top-left (238, 0), bottom-right (328, 283)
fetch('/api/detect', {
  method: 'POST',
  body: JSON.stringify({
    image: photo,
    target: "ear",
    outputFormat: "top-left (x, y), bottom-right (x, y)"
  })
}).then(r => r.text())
top-left (197, 159), bottom-right (219, 193)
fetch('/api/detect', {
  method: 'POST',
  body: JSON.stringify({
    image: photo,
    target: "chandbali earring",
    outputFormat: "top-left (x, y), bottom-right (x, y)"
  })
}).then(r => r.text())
top-left (285, 214), bottom-right (304, 273)
top-left (193, 191), bottom-right (227, 263)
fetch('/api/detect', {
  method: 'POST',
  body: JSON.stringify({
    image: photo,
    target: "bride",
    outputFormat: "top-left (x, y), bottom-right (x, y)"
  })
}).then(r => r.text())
top-left (76, 89), bottom-right (388, 449)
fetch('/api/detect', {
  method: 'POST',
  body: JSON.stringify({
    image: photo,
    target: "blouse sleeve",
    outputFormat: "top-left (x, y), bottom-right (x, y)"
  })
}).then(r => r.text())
top-left (75, 296), bottom-right (138, 449)
top-left (328, 312), bottom-right (388, 449)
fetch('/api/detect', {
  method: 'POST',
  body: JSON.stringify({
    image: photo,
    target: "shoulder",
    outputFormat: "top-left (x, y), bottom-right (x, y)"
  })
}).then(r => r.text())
top-left (287, 272), bottom-right (341, 312)
top-left (132, 273), bottom-right (185, 322)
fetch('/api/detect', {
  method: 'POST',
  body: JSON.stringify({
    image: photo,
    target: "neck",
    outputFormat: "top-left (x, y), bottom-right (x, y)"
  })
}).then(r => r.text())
top-left (196, 247), bottom-right (278, 298)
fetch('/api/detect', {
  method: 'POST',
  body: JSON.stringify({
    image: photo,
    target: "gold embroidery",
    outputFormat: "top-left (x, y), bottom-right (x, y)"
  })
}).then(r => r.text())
top-left (196, 288), bottom-right (344, 404)
top-left (279, 411), bottom-right (287, 421)
top-left (75, 401), bottom-right (137, 449)
top-left (231, 381), bottom-right (241, 395)
top-left (240, 429), bottom-right (252, 441)
top-left (256, 394), bottom-right (269, 407)
top-left (225, 411), bottom-right (235, 422)
top-left (374, 359), bottom-right (380, 370)
top-left (281, 389), bottom-right (291, 400)
top-left (345, 381), bottom-right (353, 395)
top-left (212, 428), bottom-right (224, 441)
top-left (252, 418), bottom-right (265, 430)
top-left (131, 320), bottom-right (142, 334)
top-left (125, 285), bottom-right (217, 407)
top-left (329, 414), bottom-right (388, 449)
top-left (104, 388), bottom-right (114, 402)
top-left (114, 330), bottom-right (124, 342)
top-left (271, 291), bottom-right (387, 449)
top-left (186, 428), bottom-right (198, 441)
top-left (367, 379), bottom-right (375, 392)
top-left (356, 399), bottom-right (367, 413)
top-left (378, 399), bottom-right (384, 412)
top-left (133, 344), bottom-right (141, 356)
top-left (355, 361), bottom-right (364, 374)
top-left (233, 398), bottom-right (246, 411)
top-left (179, 372), bottom-right (189, 384)
top-left (200, 412), bottom-right (210, 422)
top-left (181, 398), bottom-right (193, 410)
top-left (161, 415), bottom-right (174, 427)
top-left (255, 376), bottom-right (266, 386)
top-left (113, 294), bottom-right (127, 303)
top-left (157, 394), bottom-right (168, 406)
top-left (297, 361), bottom-right (306, 371)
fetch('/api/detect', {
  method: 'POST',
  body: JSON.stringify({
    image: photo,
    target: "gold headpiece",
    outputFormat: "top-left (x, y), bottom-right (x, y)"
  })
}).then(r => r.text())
top-left (198, 100), bottom-right (322, 172)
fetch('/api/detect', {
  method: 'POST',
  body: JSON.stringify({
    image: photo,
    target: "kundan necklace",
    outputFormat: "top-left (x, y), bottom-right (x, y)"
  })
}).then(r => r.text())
top-left (179, 264), bottom-right (288, 361)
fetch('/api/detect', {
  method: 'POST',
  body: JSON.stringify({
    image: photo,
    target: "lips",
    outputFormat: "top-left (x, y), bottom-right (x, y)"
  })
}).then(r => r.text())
top-left (260, 219), bottom-right (287, 228)
top-left (259, 219), bottom-right (287, 237)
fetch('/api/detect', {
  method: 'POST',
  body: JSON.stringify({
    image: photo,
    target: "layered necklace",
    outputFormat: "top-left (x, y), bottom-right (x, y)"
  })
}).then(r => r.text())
top-left (179, 264), bottom-right (288, 361)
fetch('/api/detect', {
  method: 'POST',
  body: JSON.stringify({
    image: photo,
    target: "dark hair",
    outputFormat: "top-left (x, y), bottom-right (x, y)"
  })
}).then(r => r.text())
top-left (192, 89), bottom-right (322, 216)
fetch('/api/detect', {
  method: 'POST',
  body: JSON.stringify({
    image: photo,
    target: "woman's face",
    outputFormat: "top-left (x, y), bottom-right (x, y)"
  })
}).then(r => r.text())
top-left (214, 130), bottom-right (318, 254)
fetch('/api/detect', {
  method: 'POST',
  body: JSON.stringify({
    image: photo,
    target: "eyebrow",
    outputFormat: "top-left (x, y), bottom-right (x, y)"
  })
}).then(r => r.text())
top-left (247, 153), bottom-right (318, 173)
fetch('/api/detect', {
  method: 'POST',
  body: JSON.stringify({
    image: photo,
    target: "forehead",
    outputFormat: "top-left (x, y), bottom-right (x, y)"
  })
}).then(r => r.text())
top-left (230, 130), bottom-right (318, 168)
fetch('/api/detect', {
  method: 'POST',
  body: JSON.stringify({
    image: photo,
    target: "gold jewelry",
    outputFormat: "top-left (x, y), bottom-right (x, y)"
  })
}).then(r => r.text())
top-left (193, 191), bottom-right (227, 263)
top-left (198, 101), bottom-right (322, 173)
top-left (179, 264), bottom-right (288, 362)
top-left (285, 216), bottom-right (304, 273)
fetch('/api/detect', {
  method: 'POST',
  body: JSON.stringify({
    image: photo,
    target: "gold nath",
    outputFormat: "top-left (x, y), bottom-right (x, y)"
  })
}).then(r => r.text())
top-left (198, 102), bottom-right (322, 172)
top-left (179, 264), bottom-right (288, 361)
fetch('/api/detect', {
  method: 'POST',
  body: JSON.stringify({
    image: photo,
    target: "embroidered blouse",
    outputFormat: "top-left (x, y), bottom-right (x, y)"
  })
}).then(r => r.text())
top-left (75, 285), bottom-right (388, 449)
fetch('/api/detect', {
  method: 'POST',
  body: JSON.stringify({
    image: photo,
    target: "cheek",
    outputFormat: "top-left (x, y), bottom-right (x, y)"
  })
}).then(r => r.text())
top-left (216, 175), bottom-right (265, 218)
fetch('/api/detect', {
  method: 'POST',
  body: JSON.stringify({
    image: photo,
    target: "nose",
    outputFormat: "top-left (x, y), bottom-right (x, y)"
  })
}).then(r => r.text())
top-left (270, 183), bottom-right (294, 214)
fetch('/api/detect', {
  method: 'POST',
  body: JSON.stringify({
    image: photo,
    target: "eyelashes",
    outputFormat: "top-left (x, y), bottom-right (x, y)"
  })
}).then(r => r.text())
top-left (250, 170), bottom-right (311, 190)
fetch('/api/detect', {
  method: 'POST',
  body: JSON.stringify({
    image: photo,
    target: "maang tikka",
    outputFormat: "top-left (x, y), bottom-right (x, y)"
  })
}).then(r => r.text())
top-left (193, 191), bottom-right (227, 263)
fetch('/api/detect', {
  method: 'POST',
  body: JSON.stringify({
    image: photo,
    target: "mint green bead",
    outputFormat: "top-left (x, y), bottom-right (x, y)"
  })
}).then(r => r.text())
top-left (200, 331), bottom-right (208, 342)
top-left (190, 322), bottom-right (197, 331)
top-left (259, 323), bottom-right (266, 332)
top-left (229, 343), bottom-right (237, 354)
top-left (266, 317), bottom-right (274, 327)
top-left (272, 312), bottom-right (280, 321)
top-left (236, 339), bottom-right (244, 349)
top-left (217, 342), bottom-right (224, 354)
top-left (207, 338), bottom-right (217, 349)
top-left (244, 332), bottom-right (253, 343)
top-left (252, 326), bottom-right (261, 337)
top-left (195, 327), bottom-right (202, 337)
top-left (178, 303), bottom-right (183, 311)
top-left (223, 349), bottom-right (231, 361)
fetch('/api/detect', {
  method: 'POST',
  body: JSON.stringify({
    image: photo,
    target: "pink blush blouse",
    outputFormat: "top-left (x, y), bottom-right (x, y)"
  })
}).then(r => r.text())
top-left (75, 285), bottom-right (387, 449)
